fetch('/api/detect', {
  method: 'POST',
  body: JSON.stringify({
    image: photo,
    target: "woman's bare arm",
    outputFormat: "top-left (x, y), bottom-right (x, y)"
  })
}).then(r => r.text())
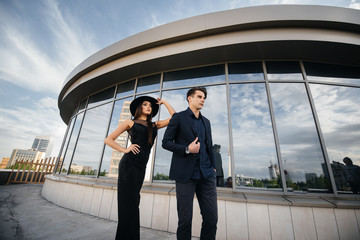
top-left (156, 99), bottom-right (176, 129)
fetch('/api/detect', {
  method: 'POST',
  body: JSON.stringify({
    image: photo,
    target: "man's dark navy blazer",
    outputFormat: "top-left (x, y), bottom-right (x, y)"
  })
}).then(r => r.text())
top-left (162, 108), bottom-right (216, 183)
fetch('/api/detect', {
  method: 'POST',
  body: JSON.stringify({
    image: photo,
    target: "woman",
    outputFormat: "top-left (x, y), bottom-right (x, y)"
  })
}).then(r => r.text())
top-left (104, 96), bottom-right (175, 240)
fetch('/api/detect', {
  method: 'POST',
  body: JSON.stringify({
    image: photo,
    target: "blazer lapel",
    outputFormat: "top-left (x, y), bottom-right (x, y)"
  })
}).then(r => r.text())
top-left (189, 122), bottom-right (198, 142)
top-left (203, 117), bottom-right (212, 148)
top-left (177, 112), bottom-right (197, 143)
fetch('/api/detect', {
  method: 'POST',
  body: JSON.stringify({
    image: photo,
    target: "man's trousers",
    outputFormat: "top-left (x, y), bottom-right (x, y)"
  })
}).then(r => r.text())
top-left (175, 176), bottom-right (218, 240)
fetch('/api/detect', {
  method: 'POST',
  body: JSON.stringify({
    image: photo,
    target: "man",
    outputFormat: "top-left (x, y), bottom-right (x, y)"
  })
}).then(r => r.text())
top-left (342, 157), bottom-right (360, 194)
top-left (162, 87), bottom-right (218, 240)
top-left (214, 144), bottom-right (224, 187)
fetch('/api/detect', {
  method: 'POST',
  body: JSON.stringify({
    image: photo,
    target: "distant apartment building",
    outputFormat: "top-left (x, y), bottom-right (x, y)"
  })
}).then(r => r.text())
top-left (108, 100), bottom-right (131, 178)
top-left (0, 157), bottom-right (10, 169)
top-left (31, 135), bottom-right (53, 158)
top-left (70, 164), bottom-right (93, 174)
top-left (8, 135), bottom-right (53, 167)
top-left (268, 161), bottom-right (280, 180)
top-left (9, 149), bottom-right (45, 166)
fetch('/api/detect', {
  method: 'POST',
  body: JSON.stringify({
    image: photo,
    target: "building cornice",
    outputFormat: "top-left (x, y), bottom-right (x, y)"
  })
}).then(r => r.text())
top-left (59, 5), bottom-right (360, 123)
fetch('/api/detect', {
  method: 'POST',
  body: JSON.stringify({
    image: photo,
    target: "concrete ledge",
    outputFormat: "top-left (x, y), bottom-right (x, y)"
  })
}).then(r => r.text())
top-left (42, 174), bottom-right (360, 239)
top-left (284, 196), bottom-right (335, 208)
top-left (44, 174), bottom-right (360, 209)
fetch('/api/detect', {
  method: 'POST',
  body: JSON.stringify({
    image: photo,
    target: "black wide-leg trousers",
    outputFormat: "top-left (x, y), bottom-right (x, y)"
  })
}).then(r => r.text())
top-left (175, 176), bottom-right (218, 240)
top-left (116, 160), bottom-right (145, 240)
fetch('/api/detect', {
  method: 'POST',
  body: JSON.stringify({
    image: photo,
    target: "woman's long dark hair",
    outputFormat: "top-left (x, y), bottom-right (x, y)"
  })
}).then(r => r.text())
top-left (133, 101), bottom-right (153, 145)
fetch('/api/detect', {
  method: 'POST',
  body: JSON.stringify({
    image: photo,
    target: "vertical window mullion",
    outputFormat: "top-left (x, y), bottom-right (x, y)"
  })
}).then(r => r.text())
top-left (67, 112), bottom-right (86, 175)
top-left (97, 95), bottom-right (117, 178)
top-left (225, 62), bottom-right (236, 191)
top-left (55, 117), bottom-right (74, 173)
top-left (263, 61), bottom-right (288, 194)
top-left (301, 61), bottom-right (338, 196)
top-left (149, 73), bottom-right (164, 184)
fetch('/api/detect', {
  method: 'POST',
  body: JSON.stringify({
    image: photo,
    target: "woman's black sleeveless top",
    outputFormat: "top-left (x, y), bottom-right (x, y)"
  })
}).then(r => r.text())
top-left (123, 120), bottom-right (157, 169)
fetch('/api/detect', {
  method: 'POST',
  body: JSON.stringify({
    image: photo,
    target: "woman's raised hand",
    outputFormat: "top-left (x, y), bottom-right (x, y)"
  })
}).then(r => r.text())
top-left (156, 98), bottom-right (167, 105)
top-left (126, 144), bottom-right (141, 154)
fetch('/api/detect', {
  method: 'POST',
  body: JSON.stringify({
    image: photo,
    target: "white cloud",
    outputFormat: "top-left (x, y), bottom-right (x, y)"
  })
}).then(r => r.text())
top-left (0, 26), bottom-right (64, 94)
top-left (0, 96), bottom-right (67, 158)
top-left (36, 97), bottom-right (58, 109)
top-left (0, 0), bottom-right (98, 95)
top-left (44, 0), bottom-right (98, 68)
top-left (148, 12), bottom-right (166, 29)
top-left (310, 84), bottom-right (360, 165)
top-left (0, 0), bottom-right (99, 159)
top-left (349, 0), bottom-right (360, 9)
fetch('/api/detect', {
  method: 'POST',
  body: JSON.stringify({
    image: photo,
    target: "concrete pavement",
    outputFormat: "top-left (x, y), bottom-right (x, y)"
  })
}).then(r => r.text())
top-left (0, 183), bottom-right (180, 240)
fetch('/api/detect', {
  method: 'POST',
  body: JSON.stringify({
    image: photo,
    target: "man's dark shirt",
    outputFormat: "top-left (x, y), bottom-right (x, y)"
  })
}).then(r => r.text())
top-left (187, 107), bottom-right (213, 179)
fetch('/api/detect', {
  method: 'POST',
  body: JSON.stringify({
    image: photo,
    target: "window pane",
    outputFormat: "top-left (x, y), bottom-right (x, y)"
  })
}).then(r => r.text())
top-left (88, 86), bottom-right (115, 108)
top-left (228, 62), bottom-right (264, 81)
top-left (266, 61), bottom-right (303, 80)
top-left (60, 112), bottom-right (84, 174)
top-left (304, 62), bottom-right (360, 85)
top-left (57, 117), bottom-right (75, 173)
top-left (270, 83), bottom-right (331, 193)
top-left (70, 103), bottom-right (112, 176)
top-left (136, 74), bottom-right (160, 93)
top-left (163, 65), bottom-right (225, 89)
top-left (201, 85), bottom-right (230, 188)
top-left (116, 80), bottom-right (135, 98)
top-left (153, 89), bottom-right (188, 182)
top-left (230, 83), bottom-right (280, 190)
top-left (136, 92), bottom-right (159, 100)
top-left (310, 84), bottom-right (360, 194)
top-left (101, 98), bottom-right (132, 178)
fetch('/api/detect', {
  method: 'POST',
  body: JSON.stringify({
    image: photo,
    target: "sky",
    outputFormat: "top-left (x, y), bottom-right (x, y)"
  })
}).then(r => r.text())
top-left (0, 0), bottom-right (359, 160)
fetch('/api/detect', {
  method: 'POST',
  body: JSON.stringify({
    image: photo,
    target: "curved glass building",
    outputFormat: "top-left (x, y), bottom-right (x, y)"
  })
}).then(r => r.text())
top-left (43, 5), bottom-right (360, 239)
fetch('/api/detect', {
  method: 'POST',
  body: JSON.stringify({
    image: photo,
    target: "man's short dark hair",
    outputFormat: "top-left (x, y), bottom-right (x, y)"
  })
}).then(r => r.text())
top-left (186, 87), bottom-right (207, 102)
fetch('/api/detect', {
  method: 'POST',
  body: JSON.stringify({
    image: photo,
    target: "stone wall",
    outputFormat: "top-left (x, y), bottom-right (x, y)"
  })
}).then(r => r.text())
top-left (42, 175), bottom-right (360, 239)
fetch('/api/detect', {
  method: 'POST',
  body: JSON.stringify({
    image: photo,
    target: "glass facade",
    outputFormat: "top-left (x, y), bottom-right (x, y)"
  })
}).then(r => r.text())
top-left (229, 83), bottom-right (279, 190)
top-left (101, 97), bottom-right (132, 178)
top-left (270, 83), bottom-right (330, 192)
top-left (57, 61), bottom-right (360, 195)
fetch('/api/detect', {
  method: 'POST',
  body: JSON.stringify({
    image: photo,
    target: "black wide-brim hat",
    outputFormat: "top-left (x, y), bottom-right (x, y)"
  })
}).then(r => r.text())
top-left (130, 96), bottom-right (159, 117)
